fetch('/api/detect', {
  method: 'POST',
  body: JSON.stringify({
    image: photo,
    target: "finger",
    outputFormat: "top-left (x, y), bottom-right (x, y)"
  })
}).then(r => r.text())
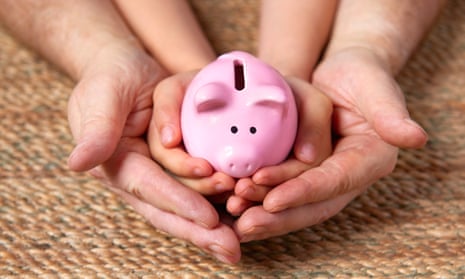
top-left (67, 76), bottom-right (132, 171)
top-left (314, 53), bottom-right (427, 149)
top-left (100, 137), bottom-right (219, 228)
top-left (252, 157), bottom-right (313, 186)
top-left (286, 77), bottom-right (333, 164)
top-left (151, 71), bottom-right (197, 148)
top-left (148, 118), bottom-right (213, 177)
top-left (148, 72), bottom-right (213, 178)
top-left (235, 190), bottom-right (358, 242)
top-left (226, 195), bottom-right (254, 217)
top-left (263, 135), bottom-right (398, 213)
top-left (360, 70), bottom-right (428, 149)
top-left (114, 188), bottom-right (241, 264)
top-left (373, 108), bottom-right (428, 149)
top-left (234, 178), bottom-right (272, 202)
top-left (174, 171), bottom-right (236, 196)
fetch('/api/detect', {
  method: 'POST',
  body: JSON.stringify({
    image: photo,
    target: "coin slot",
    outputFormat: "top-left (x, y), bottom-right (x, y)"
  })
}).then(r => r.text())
top-left (234, 59), bottom-right (245, 91)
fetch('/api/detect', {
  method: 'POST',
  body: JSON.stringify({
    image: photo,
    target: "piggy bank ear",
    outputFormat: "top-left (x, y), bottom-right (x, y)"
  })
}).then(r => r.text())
top-left (248, 85), bottom-right (288, 114)
top-left (194, 82), bottom-right (231, 112)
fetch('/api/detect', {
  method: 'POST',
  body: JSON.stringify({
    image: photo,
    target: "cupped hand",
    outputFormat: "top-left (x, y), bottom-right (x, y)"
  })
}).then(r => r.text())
top-left (67, 40), bottom-right (165, 171)
top-left (90, 137), bottom-right (241, 264)
top-left (226, 77), bottom-right (333, 216)
top-left (234, 47), bottom-right (428, 242)
top-left (66, 42), bottom-right (240, 263)
top-left (148, 71), bottom-right (236, 195)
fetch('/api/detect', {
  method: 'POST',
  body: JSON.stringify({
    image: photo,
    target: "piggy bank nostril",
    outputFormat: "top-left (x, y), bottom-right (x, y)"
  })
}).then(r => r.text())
top-left (230, 126), bottom-right (238, 134)
top-left (228, 162), bottom-right (252, 171)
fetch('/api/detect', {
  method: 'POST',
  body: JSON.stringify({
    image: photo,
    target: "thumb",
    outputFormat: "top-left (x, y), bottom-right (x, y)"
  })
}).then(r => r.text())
top-left (314, 49), bottom-right (428, 149)
top-left (151, 72), bottom-right (197, 148)
top-left (357, 70), bottom-right (428, 149)
top-left (67, 76), bottom-right (131, 171)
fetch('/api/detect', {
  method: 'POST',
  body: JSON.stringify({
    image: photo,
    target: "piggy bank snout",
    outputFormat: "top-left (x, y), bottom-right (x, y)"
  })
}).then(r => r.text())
top-left (218, 145), bottom-right (261, 178)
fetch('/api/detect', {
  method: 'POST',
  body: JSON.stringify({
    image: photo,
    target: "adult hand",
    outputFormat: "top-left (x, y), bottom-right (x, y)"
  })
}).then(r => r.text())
top-left (234, 47), bottom-right (428, 242)
top-left (0, 0), bottom-right (241, 263)
top-left (67, 42), bottom-right (240, 263)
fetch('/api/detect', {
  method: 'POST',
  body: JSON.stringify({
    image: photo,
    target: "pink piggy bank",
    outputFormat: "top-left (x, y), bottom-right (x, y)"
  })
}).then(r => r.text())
top-left (181, 51), bottom-right (298, 178)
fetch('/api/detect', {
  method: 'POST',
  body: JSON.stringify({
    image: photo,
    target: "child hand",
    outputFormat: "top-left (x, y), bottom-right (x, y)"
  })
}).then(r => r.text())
top-left (148, 71), bottom-right (236, 196)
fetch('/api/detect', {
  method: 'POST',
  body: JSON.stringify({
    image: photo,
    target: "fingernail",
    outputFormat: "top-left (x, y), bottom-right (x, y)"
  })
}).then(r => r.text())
top-left (215, 183), bottom-right (233, 192)
top-left (88, 167), bottom-right (104, 179)
top-left (239, 225), bottom-right (265, 242)
top-left (263, 198), bottom-right (285, 213)
top-left (404, 119), bottom-right (428, 136)
top-left (208, 245), bottom-right (233, 263)
top-left (240, 233), bottom-right (262, 243)
top-left (196, 220), bottom-right (211, 229)
top-left (67, 149), bottom-right (77, 166)
top-left (265, 204), bottom-right (285, 213)
top-left (239, 234), bottom-right (253, 243)
top-left (67, 145), bottom-right (84, 171)
top-left (213, 253), bottom-right (231, 264)
top-left (193, 167), bottom-right (209, 177)
top-left (298, 143), bottom-right (315, 164)
top-left (161, 126), bottom-right (174, 146)
top-left (215, 184), bottom-right (226, 192)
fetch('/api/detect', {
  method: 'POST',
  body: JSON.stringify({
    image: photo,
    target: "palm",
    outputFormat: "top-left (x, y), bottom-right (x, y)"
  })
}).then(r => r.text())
top-left (312, 48), bottom-right (403, 192)
top-left (66, 44), bottom-right (241, 263)
top-left (233, 48), bottom-right (421, 242)
top-left (313, 47), bottom-right (426, 148)
top-left (67, 44), bottom-right (165, 171)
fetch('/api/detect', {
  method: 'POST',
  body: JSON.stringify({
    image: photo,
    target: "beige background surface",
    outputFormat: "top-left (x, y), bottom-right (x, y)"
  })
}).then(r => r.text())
top-left (0, 1), bottom-right (464, 277)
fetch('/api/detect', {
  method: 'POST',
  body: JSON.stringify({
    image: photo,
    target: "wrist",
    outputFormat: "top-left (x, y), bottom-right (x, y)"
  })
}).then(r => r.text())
top-left (1, 0), bottom-right (146, 80)
top-left (324, 0), bottom-right (446, 75)
top-left (74, 36), bottom-right (143, 79)
top-left (324, 31), bottom-right (408, 75)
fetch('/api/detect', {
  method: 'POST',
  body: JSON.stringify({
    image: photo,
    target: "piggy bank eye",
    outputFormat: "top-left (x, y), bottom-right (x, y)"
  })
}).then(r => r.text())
top-left (249, 126), bottom-right (257, 134)
top-left (230, 126), bottom-right (239, 134)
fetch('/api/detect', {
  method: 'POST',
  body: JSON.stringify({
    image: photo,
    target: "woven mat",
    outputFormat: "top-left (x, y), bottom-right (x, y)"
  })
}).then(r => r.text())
top-left (1, 1), bottom-right (464, 278)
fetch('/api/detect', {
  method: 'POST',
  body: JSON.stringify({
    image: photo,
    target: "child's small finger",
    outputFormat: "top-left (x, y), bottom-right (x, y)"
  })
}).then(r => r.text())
top-left (147, 71), bottom-right (215, 178)
top-left (148, 119), bottom-right (213, 178)
top-left (287, 77), bottom-right (333, 165)
top-left (175, 171), bottom-right (236, 196)
top-left (152, 72), bottom-right (197, 148)
top-left (252, 157), bottom-right (310, 186)
top-left (226, 195), bottom-right (254, 217)
top-left (234, 178), bottom-right (272, 202)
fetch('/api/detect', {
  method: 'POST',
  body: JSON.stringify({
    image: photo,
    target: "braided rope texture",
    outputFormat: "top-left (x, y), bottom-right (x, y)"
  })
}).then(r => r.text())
top-left (0, 0), bottom-right (464, 278)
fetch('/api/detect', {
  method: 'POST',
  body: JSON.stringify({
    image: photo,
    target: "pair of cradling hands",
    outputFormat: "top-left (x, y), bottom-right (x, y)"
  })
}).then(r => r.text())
top-left (148, 63), bottom-right (334, 232)
top-left (66, 46), bottom-right (427, 265)
top-left (63, 0), bottom-right (433, 265)
top-left (70, 45), bottom-right (425, 265)
top-left (0, 0), bottom-right (437, 266)
top-left (142, 46), bottom-right (426, 262)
